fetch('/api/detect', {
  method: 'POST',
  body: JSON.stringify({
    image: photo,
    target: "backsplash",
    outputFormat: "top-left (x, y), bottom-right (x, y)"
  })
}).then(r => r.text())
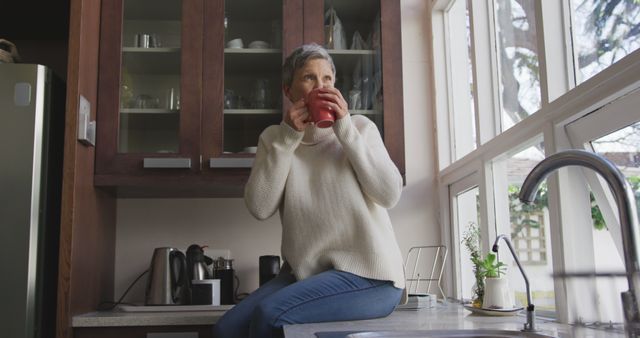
top-left (115, 198), bottom-right (282, 304)
top-left (114, 183), bottom-right (439, 304)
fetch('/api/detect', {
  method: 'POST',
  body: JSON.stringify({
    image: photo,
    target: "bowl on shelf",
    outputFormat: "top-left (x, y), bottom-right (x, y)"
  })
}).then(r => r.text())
top-left (226, 38), bottom-right (244, 49)
top-left (248, 40), bottom-right (269, 49)
top-left (242, 146), bottom-right (258, 153)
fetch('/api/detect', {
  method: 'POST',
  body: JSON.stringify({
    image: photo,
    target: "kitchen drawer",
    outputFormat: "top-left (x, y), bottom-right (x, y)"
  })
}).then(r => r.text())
top-left (74, 325), bottom-right (213, 338)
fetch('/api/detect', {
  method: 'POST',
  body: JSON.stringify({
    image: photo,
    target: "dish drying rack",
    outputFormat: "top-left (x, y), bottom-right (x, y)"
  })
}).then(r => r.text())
top-left (403, 245), bottom-right (448, 300)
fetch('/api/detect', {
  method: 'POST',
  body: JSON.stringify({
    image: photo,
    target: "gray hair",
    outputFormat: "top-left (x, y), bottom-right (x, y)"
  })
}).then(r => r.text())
top-left (282, 43), bottom-right (336, 88)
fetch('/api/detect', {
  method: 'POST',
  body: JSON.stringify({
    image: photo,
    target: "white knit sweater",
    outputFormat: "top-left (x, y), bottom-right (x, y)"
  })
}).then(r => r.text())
top-left (245, 114), bottom-right (406, 293)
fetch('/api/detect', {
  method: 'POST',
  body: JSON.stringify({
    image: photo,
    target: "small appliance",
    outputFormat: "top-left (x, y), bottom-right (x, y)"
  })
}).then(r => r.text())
top-left (145, 247), bottom-right (190, 305)
top-left (259, 255), bottom-right (281, 286)
top-left (212, 257), bottom-right (235, 305)
top-left (186, 244), bottom-right (212, 282)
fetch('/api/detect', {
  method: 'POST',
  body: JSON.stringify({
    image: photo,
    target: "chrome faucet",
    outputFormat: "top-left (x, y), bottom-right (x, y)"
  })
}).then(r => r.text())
top-left (493, 234), bottom-right (537, 332)
top-left (519, 149), bottom-right (640, 337)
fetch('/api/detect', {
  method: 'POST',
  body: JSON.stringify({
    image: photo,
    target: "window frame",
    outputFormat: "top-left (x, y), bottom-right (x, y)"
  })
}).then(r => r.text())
top-left (432, 0), bottom-right (640, 322)
top-left (446, 171), bottom-right (481, 300)
top-left (565, 89), bottom-right (640, 261)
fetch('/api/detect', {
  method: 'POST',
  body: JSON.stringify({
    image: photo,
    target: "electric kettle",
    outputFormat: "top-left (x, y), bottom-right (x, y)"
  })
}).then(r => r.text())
top-left (145, 247), bottom-right (190, 305)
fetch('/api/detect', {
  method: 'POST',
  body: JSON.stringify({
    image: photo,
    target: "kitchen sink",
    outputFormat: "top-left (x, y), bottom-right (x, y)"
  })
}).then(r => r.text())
top-left (345, 329), bottom-right (557, 338)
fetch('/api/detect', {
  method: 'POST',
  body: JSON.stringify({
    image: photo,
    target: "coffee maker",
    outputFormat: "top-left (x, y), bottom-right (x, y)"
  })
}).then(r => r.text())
top-left (212, 257), bottom-right (235, 305)
top-left (186, 244), bottom-right (212, 282)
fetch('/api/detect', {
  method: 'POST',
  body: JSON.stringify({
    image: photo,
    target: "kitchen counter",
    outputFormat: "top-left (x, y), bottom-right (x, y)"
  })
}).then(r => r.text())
top-left (73, 302), bottom-right (626, 338)
top-left (72, 308), bottom-right (226, 327)
top-left (284, 302), bottom-right (627, 338)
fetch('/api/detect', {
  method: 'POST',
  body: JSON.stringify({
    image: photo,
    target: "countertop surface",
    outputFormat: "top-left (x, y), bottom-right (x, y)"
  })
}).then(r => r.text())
top-left (72, 307), bottom-right (227, 327)
top-left (283, 302), bottom-right (627, 338)
top-left (73, 302), bottom-right (627, 338)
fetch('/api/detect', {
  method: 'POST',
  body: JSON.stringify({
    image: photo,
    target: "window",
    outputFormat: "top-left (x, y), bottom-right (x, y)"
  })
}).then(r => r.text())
top-left (494, 0), bottom-right (541, 130)
top-left (454, 186), bottom-right (481, 301)
top-left (589, 122), bottom-right (640, 322)
top-left (447, 0), bottom-right (477, 160)
top-left (571, 0), bottom-right (640, 84)
top-left (566, 109), bottom-right (640, 323)
top-left (591, 122), bottom-right (640, 195)
top-left (433, 0), bottom-right (640, 324)
top-left (492, 142), bottom-right (555, 311)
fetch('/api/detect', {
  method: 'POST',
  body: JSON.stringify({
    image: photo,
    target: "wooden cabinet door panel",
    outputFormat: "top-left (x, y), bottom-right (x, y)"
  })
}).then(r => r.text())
top-left (96, 0), bottom-right (203, 176)
top-left (301, 0), bottom-right (405, 177)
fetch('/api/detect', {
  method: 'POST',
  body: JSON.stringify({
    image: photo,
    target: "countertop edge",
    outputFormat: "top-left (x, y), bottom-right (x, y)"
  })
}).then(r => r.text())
top-left (72, 311), bottom-right (226, 327)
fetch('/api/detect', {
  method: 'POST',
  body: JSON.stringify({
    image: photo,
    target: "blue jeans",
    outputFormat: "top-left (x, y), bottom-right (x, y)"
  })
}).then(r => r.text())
top-left (213, 268), bottom-right (402, 338)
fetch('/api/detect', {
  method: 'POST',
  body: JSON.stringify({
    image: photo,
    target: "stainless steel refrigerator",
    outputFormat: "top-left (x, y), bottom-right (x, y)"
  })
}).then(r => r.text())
top-left (0, 64), bottom-right (65, 338)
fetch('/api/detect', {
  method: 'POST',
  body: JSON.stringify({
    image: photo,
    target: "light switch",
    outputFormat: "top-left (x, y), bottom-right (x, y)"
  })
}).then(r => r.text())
top-left (77, 95), bottom-right (96, 146)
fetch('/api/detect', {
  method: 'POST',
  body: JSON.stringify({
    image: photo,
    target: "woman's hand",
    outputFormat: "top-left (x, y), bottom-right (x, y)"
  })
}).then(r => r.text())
top-left (283, 98), bottom-right (310, 131)
top-left (317, 87), bottom-right (349, 119)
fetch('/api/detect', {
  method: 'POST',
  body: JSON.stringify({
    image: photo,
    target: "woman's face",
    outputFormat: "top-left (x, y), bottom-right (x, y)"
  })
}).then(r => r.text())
top-left (284, 58), bottom-right (335, 102)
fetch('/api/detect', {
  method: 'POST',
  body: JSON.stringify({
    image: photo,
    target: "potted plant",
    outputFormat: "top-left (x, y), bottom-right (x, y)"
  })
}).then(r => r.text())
top-left (461, 223), bottom-right (484, 307)
top-left (477, 252), bottom-right (513, 309)
top-left (476, 252), bottom-right (506, 279)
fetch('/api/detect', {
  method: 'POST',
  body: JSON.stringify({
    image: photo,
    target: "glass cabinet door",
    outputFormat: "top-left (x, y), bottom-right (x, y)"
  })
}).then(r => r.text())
top-left (322, 0), bottom-right (384, 135)
top-left (97, 0), bottom-right (201, 175)
top-left (222, 0), bottom-right (283, 154)
top-left (304, 0), bottom-right (404, 176)
top-left (119, 0), bottom-right (183, 153)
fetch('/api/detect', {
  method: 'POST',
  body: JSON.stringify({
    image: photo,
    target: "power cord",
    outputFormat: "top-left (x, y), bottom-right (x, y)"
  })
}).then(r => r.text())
top-left (97, 269), bottom-right (149, 311)
top-left (234, 274), bottom-right (249, 302)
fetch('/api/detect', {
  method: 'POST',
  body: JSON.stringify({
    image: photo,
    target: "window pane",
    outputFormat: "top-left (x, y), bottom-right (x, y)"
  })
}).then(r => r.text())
top-left (591, 121), bottom-right (640, 222)
top-left (455, 187), bottom-right (481, 302)
top-left (493, 143), bottom-right (556, 312)
top-left (584, 121), bottom-right (640, 323)
top-left (591, 122), bottom-right (640, 214)
top-left (572, 0), bottom-right (640, 84)
top-left (494, 0), bottom-right (541, 131)
top-left (448, 0), bottom-right (477, 160)
top-left (589, 192), bottom-right (626, 323)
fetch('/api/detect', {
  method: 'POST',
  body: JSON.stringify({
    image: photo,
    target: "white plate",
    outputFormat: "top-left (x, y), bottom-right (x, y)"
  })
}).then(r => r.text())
top-left (463, 304), bottom-right (523, 316)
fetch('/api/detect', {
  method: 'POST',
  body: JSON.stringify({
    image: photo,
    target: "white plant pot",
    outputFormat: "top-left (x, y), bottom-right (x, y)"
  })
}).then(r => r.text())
top-left (482, 277), bottom-right (513, 309)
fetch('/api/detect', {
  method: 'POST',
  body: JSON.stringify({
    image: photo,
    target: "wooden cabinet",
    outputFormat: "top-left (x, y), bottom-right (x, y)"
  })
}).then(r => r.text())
top-left (302, 0), bottom-right (405, 178)
top-left (95, 0), bottom-right (404, 197)
top-left (96, 0), bottom-right (203, 176)
top-left (75, 325), bottom-right (213, 338)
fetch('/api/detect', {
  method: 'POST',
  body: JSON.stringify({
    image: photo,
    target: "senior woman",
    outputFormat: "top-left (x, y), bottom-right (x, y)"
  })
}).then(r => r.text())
top-left (213, 43), bottom-right (406, 338)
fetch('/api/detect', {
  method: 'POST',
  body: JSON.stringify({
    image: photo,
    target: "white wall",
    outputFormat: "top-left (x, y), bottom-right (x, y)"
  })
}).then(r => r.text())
top-left (114, 0), bottom-right (440, 302)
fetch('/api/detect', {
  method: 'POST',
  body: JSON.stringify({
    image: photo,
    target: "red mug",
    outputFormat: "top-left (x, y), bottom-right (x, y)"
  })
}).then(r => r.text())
top-left (306, 89), bottom-right (335, 128)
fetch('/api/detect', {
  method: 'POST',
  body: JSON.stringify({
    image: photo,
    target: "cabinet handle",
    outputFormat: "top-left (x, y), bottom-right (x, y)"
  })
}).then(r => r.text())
top-left (143, 158), bottom-right (192, 169)
top-left (209, 157), bottom-right (254, 168)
